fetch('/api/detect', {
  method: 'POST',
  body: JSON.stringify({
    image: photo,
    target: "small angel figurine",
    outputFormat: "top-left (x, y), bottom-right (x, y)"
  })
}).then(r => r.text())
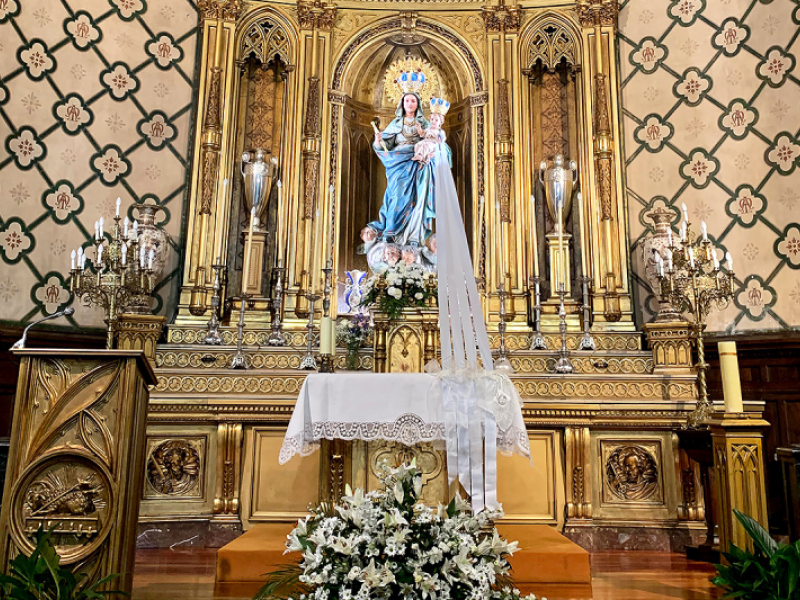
top-left (413, 97), bottom-right (450, 164)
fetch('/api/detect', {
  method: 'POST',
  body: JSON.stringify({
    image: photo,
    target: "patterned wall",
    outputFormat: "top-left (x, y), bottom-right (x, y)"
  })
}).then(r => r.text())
top-left (2, 0), bottom-right (798, 335)
top-left (0, 0), bottom-right (197, 328)
top-left (620, 0), bottom-right (800, 333)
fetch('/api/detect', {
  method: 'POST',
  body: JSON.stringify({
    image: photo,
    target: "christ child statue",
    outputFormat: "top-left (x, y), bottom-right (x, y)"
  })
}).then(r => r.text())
top-left (413, 97), bottom-right (450, 164)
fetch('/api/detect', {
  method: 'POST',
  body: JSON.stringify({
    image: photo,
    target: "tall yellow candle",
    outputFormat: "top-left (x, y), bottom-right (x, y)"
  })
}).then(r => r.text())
top-left (241, 206), bottom-right (256, 295)
top-left (320, 315), bottom-right (332, 356)
top-left (718, 341), bottom-right (744, 413)
top-left (329, 317), bottom-right (337, 355)
top-left (557, 198), bottom-right (565, 291)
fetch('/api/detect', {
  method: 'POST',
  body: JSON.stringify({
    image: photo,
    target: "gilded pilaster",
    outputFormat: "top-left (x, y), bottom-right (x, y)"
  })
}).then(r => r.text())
top-left (483, 2), bottom-right (520, 320)
top-left (576, 0), bottom-right (633, 330)
top-left (296, 0), bottom-right (336, 318)
top-left (214, 423), bottom-right (243, 517)
top-left (181, 1), bottom-right (240, 321)
top-left (565, 426), bottom-right (591, 519)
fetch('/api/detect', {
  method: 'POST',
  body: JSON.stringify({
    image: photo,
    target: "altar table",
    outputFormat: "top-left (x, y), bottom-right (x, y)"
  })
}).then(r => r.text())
top-left (279, 372), bottom-right (529, 466)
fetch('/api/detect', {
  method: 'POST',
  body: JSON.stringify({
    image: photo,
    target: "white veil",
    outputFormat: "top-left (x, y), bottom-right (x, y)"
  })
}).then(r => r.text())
top-left (430, 144), bottom-right (529, 512)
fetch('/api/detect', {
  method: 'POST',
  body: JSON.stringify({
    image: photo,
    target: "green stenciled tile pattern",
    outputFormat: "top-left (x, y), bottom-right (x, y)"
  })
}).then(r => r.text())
top-left (0, 0), bottom-right (197, 328)
top-left (620, 0), bottom-right (800, 333)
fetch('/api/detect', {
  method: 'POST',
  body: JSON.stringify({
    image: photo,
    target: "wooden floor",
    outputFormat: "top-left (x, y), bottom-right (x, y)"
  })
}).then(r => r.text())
top-left (131, 548), bottom-right (722, 600)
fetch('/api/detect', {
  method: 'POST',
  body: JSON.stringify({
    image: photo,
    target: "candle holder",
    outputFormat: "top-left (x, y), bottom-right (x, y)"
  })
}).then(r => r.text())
top-left (318, 266), bottom-right (335, 373)
top-left (299, 292), bottom-right (321, 370)
top-left (529, 276), bottom-right (547, 350)
top-left (555, 284), bottom-right (574, 374)
top-left (267, 266), bottom-right (287, 346)
top-left (578, 276), bottom-right (596, 351)
top-left (494, 283), bottom-right (514, 373)
top-left (656, 218), bottom-right (735, 428)
top-left (70, 208), bottom-right (156, 349)
top-left (230, 293), bottom-right (249, 369)
top-left (203, 259), bottom-right (226, 345)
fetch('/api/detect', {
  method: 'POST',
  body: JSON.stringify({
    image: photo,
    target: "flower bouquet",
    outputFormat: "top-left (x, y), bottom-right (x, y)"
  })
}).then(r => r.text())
top-left (335, 315), bottom-right (373, 370)
top-left (255, 461), bottom-right (540, 600)
top-left (360, 263), bottom-right (437, 321)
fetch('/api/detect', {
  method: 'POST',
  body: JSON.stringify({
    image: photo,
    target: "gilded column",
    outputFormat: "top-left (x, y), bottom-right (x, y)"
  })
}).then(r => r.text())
top-left (296, 0), bottom-right (336, 318)
top-left (577, 0), bottom-right (629, 326)
top-left (565, 426), bottom-right (592, 519)
top-left (214, 423), bottom-right (243, 518)
top-left (483, 2), bottom-right (520, 319)
top-left (187, 0), bottom-right (241, 317)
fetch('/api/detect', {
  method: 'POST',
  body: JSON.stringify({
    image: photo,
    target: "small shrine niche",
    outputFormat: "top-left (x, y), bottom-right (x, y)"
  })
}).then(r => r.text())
top-left (226, 18), bottom-right (292, 300)
top-left (525, 19), bottom-right (585, 300)
top-left (337, 42), bottom-right (474, 277)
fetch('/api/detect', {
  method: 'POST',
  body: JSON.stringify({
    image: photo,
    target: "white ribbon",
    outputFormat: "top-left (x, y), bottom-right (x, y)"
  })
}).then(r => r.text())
top-left (432, 143), bottom-right (511, 512)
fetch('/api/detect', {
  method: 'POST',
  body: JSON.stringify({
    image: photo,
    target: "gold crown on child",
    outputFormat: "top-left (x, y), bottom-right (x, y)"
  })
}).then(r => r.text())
top-left (429, 97), bottom-right (450, 116)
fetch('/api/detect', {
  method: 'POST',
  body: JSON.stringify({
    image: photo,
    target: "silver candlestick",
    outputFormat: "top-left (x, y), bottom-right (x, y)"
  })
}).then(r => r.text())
top-left (268, 266), bottom-right (287, 346)
top-left (530, 276), bottom-right (547, 350)
top-left (494, 284), bottom-right (514, 373)
top-left (299, 292), bottom-right (321, 370)
top-left (578, 276), bottom-right (596, 351)
top-left (203, 259), bottom-right (225, 345)
top-left (555, 284), bottom-right (573, 374)
top-left (230, 293), bottom-right (249, 369)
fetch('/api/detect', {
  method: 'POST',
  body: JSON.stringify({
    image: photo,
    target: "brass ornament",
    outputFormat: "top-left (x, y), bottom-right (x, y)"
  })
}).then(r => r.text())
top-left (605, 446), bottom-right (659, 502)
top-left (147, 440), bottom-right (202, 496)
top-left (197, 0), bottom-right (242, 21)
top-left (575, 0), bottom-right (619, 28)
top-left (11, 456), bottom-right (112, 563)
top-left (481, 4), bottom-right (521, 33)
top-left (297, 0), bottom-right (337, 31)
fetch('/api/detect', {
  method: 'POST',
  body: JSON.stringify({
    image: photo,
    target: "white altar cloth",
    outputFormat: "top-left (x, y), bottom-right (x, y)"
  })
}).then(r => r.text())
top-left (279, 373), bottom-right (530, 465)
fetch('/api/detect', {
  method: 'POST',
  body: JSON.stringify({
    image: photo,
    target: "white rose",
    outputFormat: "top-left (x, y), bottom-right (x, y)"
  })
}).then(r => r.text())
top-left (414, 293), bottom-right (423, 300)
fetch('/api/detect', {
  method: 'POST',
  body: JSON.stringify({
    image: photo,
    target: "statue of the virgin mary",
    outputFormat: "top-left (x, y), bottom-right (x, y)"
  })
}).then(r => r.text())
top-left (360, 71), bottom-right (451, 273)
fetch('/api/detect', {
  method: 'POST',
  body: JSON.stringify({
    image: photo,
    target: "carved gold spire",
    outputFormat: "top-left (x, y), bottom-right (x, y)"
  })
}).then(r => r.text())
top-left (197, 0), bottom-right (241, 21)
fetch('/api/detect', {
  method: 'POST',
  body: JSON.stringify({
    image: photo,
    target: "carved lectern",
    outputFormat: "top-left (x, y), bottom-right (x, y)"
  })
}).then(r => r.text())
top-left (0, 350), bottom-right (156, 594)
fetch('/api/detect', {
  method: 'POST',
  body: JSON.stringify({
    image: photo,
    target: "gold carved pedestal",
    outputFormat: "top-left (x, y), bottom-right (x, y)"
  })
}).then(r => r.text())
top-left (116, 313), bottom-right (167, 365)
top-left (372, 306), bottom-right (439, 374)
top-left (710, 414), bottom-right (770, 554)
top-left (644, 320), bottom-right (693, 375)
top-left (0, 350), bottom-right (156, 594)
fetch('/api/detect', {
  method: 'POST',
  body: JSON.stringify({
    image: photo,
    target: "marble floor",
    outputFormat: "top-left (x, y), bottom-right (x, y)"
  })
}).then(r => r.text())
top-left (130, 548), bottom-right (722, 600)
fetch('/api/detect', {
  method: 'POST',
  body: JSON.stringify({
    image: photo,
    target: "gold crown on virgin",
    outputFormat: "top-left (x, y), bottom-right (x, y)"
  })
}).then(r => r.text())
top-left (396, 70), bottom-right (427, 94)
top-left (429, 97), bottom-right (450, 116)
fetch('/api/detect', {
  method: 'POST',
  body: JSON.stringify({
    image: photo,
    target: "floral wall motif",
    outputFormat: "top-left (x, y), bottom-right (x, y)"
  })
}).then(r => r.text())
top-left (0, 0), bottom-right (197, 328)
top-left (620, 0), bottom-right (800, 333)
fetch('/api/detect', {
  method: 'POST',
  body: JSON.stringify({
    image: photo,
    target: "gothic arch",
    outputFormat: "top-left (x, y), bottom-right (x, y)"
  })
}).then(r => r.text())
top-left (519, 13), bottom-right (583, 72)
top-left (235, 7), bottom-right (298, 67)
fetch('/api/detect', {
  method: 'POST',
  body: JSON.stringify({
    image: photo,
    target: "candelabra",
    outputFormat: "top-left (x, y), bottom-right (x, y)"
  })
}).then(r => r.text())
top-left (555, 284), bottom-right (573, 374)
top-left (494, 283), bottom-right (514, 373)
top-left (268, 266), bottom-right (287, 346)
top-left (318, 266), bottom-right (335, 373)
top-left (656, 213), bottom-right (735, 428)
top-left (529, 276), bottom-right (547, 350)
top-left (299, 291), bottom-right (321, 370)
top-left (203, 259), bottom-right (225, 345)
top-left (69, 202), bottom-right (156, 349)
top-left (578, 276), bottom-right (596, 351)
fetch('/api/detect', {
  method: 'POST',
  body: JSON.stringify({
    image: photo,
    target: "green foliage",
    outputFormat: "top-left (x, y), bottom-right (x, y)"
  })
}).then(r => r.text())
top-left (712, 510), bottom-right (800, 600)
top-left (0, 526), bottom-right (122, 600)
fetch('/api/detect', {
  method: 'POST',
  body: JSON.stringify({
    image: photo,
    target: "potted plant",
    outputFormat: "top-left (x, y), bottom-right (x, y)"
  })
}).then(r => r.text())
top-left (0, 526), bottom-right (121, 599)
top-left (712, 509), bottom-right (800, 599)
top-left (335, 314), bottom-right (373, 370)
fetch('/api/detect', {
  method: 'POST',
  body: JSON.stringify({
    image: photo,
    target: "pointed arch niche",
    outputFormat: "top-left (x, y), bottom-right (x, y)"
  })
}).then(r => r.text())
top-left (521, 15), bottom-right (588, 300)
top-left (333, 30), bottom-right (478, 276)
top-left (226, 15), bottom-right (294, 298)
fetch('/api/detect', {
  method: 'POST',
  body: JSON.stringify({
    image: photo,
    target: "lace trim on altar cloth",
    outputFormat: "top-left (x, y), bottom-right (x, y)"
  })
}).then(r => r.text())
top-left (279, 413), bottom-right (446, 465)
top-left (278, 413), bottom-right (530, 465)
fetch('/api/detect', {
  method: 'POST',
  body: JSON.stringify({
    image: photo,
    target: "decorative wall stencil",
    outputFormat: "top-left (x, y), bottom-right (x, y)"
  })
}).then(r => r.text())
top-left (620, 0), bottom-right (800, 332)
top-left (0, 0), bottom-right (198, 327)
